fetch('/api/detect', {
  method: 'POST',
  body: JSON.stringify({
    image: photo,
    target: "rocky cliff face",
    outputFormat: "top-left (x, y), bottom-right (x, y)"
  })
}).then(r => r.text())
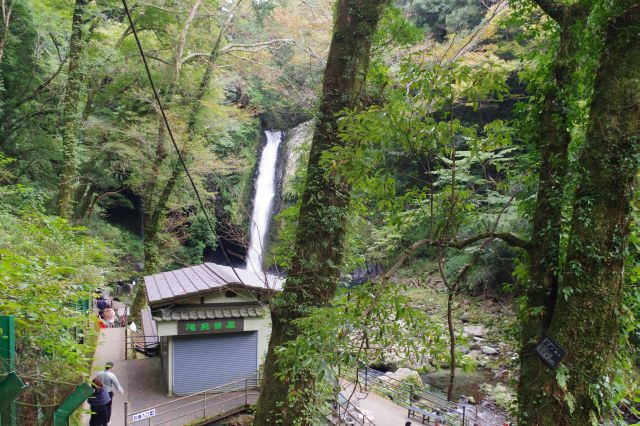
top-left (281, 120), bottom-right (314, 201)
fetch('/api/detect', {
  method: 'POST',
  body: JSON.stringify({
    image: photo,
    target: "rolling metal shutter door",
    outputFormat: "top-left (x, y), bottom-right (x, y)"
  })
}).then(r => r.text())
top-left (173, 331), bottom-right (258, 395)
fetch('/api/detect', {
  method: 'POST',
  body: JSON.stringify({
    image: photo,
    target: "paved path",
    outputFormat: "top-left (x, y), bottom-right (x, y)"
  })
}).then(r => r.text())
top-left (82, 327), bottom-right (129, 426)
top-left (342, 382), bottom-right (413, 425)
top-left (125, 356), bottom-right (258, 426)
top-left (82, 328), bottom-right (411, 426)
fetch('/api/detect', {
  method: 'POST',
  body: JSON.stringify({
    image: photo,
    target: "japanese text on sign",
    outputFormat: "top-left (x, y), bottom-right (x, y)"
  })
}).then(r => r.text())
top-left (178, 318), bottom-right (244, 335)
top-left (534, 337), bottom-right (566, 369)
top-left (132, 409), bottom-right (156, 422)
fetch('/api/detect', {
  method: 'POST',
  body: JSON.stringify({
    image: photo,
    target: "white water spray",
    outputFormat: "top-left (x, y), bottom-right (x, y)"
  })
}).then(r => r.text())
top-left (246, 130), bottom-right (282, 271)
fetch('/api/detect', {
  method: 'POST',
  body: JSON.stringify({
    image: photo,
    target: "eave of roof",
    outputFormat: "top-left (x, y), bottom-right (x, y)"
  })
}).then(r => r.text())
top-left (153, 305), bottom-right (266, 322)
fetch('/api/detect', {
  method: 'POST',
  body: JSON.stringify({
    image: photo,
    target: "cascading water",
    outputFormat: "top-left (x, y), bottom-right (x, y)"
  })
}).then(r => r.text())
top-left (246, 130), bottom-right (282, 271)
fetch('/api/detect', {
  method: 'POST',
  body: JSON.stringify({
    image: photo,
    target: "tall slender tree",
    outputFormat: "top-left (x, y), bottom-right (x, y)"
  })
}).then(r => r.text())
top-left (253, 0), bottom-right (388, 423)
top-left (57, 0), bottom-right (90, 219)
top-left (0, 0), bottom-right (12, 64)
top-left (142, 0), bottom-right (204, 274)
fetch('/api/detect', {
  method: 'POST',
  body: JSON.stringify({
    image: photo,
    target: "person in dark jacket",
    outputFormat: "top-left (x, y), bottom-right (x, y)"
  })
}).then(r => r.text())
top-left (96, 296), bottom-right (108, 318)
top-left (88, 377), bottom-right (111, 426)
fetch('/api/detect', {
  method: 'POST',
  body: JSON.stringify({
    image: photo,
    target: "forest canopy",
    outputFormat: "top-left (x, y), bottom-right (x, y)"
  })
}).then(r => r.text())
top-left (0, 0), bottom-right (638, 425)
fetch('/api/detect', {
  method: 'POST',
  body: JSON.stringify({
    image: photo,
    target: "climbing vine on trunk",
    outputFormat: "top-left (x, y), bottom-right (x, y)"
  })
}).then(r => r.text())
top-left (253, 0), bottom-right (389, 423)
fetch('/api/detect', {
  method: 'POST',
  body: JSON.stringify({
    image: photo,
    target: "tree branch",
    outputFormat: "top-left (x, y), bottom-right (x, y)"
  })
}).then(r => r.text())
top-left (221, 38), bottom-right (294, 53)
top-left (182, 39), bottom-right (295, 64)
top-left (12, 56), bottom-right (68, 109)
top-left (532, 0), bottom-right (588, 23)
top-left (532, 0), bottom-right (567, 22)
top-left (451, 232), bottom-right (531, 250)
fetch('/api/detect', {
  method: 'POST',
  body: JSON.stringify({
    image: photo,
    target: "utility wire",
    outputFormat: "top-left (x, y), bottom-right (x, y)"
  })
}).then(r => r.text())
top-left (121, 0), bottom-right (246, 285)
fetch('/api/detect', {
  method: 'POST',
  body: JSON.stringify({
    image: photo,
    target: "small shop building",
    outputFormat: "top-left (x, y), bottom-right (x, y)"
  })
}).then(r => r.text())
top-left (143, 262), bottom-right (281, 396)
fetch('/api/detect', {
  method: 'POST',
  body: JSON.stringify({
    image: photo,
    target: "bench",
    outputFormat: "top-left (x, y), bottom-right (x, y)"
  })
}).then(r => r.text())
top-left (408, 405), bottom-right (446, 425)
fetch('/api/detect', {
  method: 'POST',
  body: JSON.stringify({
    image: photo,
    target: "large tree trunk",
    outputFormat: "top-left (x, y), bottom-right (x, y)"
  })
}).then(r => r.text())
top-left (57, 0), bottom-right (89, 219)
top-left (518, 4), bottom-right (586, 421)
top-left (253, 1), bottom-right (388, 424)
top-left (520, 4), bottom-right (640, 424)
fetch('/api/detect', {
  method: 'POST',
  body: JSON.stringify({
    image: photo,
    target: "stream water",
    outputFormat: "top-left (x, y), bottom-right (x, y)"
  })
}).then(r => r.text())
top-left (245, 130), bottom-right (282, 272)
top-left (421, 368), bottom-right (511, 425)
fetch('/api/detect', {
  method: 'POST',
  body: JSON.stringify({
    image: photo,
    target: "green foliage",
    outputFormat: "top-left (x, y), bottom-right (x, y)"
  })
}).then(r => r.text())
top-left (274, 282), bottom-right (447, 423)
top-left (400, 0), bottom-right (492, 40)
top-left (330, 56), bottom-right (521, 264)
top-left (373, 5), bottom-right (423, 50)
top-left (0, 182), bottom-right (114, 378)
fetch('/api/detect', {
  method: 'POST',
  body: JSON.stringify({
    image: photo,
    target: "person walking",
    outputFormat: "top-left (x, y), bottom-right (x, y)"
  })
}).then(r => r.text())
top-left (88, 377), bottom-right (111, 426)
top-left (96, 296), bottom-right (108, 319)
top-left (96, 361), bottom-right (123, 425)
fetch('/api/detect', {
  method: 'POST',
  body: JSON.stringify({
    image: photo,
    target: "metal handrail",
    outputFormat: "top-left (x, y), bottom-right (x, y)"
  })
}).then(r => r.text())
top-left (346, 367), bottom-right (467, 425)
top-left (361, 366), bottom-right (457, 405)
top-left (333, 397), bottom-right (375, 426)
top-left (153, 393), bottom-right (256, 426)
top-left (134, 376), bottom-right (259, 412)
top-left (360, 366), bottom-right (463, 405)
top-left (126, 375), bottom-right (260, 425)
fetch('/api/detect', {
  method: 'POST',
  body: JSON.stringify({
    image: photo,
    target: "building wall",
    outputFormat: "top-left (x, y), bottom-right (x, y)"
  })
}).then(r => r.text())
top-left (167, 336), bottom-right (174, 396)
top-left (163, 316), bottom-right (271, 396)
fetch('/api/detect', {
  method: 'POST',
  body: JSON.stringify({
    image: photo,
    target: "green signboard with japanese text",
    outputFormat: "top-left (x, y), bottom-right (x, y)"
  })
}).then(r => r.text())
top-left (178, 318), bottom-right (244, 335)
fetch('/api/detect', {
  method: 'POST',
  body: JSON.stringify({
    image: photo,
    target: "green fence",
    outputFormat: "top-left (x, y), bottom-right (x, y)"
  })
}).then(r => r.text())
top-left (0, 315), bottom-right (94, 426)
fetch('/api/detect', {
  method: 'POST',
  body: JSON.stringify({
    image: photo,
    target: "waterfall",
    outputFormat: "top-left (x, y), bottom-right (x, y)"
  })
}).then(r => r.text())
top-left (246, 130), bottom-right (282, 271)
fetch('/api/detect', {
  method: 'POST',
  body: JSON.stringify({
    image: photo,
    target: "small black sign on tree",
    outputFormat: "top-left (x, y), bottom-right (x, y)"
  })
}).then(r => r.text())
top-left (534, 337), bottom-right (566, 369)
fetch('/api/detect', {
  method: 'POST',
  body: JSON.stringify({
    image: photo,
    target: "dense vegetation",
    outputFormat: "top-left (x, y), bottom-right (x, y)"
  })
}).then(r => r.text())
top-left (0, 0), bottom-right (638, 425)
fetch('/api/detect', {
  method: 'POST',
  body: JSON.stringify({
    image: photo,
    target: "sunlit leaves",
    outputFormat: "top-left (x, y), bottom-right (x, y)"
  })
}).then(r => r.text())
top-left (0, 182), bottom-right (114, 377)
top-left (275, 281), bottom-right (447, 417)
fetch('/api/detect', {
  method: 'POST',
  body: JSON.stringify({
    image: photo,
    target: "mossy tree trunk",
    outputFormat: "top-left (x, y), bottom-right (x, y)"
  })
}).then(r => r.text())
top-left (518, 2), bottom-right (586, 420)
top-left (57, 0), bottom-right (89, 219)
top-left (252, 0), bottom-right (388, 424)
top-left (519, 3), bottom-right (640, 424)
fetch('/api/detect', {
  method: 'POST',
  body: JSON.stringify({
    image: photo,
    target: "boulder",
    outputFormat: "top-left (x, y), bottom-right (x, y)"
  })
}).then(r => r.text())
top-left (383, 367), bottom-right (423, 388)
top-left (463, 325), bottom-right (485, 337)
top-left (481, 345), bottom-right (499, 355)
top-left (467, 350), bottom-right (486, 367)
top-left (461, 311), bottom-right (472, 322)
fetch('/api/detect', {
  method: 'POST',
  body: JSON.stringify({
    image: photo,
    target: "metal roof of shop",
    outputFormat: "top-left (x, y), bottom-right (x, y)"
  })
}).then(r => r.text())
top-left (153, 305), bottom-right (266, 322)
top-left (141, 307), bottom-right (158, 336)
top-left (144, 262), bottom-right (282, 306)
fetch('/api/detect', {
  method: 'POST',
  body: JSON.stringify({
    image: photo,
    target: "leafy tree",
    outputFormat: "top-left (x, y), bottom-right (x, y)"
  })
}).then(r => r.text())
top-left (253, 0), bottom-right (389, 423)
top-left (334, 55), bottom-right (523, 400)
top-left (0, 165), bottom-right (115, 421)
top-left (58, 0), bottom-right (92, 218)
top-left (515, 1), bottom-right (640, 422)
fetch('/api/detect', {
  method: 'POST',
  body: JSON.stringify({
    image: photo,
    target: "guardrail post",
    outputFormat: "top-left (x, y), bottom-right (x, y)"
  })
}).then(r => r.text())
top-left (203, 390), bottom-right (207, 419)
top-left (364, 367), bottom-right (368, 391)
